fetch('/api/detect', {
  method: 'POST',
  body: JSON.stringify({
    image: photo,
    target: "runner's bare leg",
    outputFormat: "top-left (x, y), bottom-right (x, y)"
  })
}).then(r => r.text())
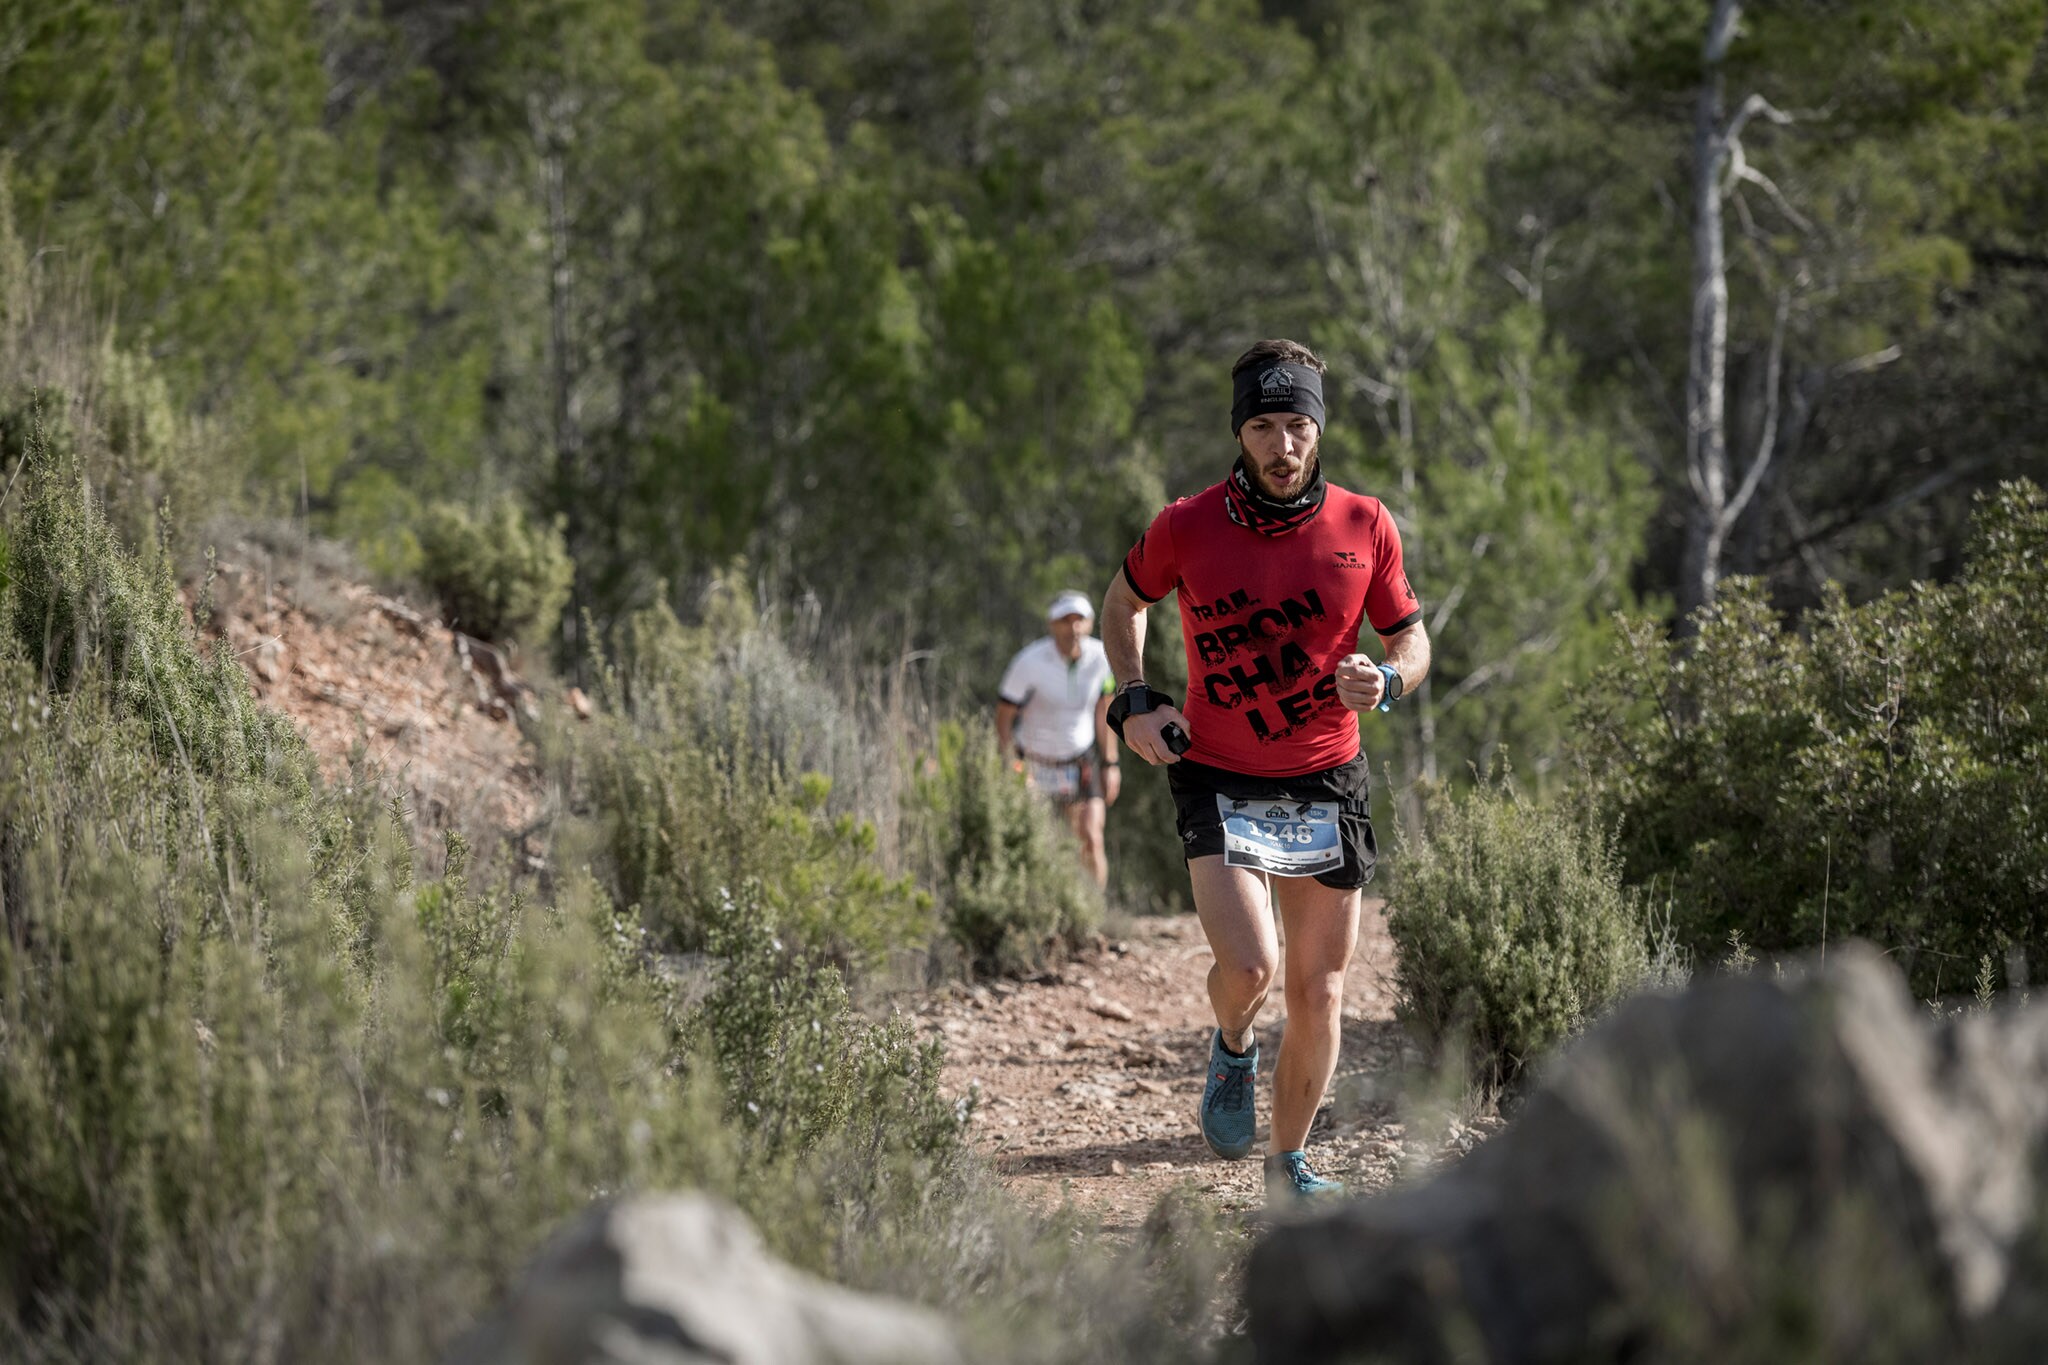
top-left (1268, 878), bottom-right (1360, 1153)
top-left (1067, 797), bottom-right (1108, 888)
top-left (1189, 854), bottom-right (1277, 1053)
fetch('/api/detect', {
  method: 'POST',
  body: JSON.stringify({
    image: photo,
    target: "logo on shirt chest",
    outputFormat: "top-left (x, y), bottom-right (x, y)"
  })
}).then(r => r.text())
top-left (1187, 588), bottom-right (1262, 622)
top-left (1332, 550), bottom-right (1369, 570)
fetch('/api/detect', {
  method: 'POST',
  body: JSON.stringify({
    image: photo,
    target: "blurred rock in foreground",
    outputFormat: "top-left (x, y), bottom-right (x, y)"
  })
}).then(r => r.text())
top-left (1250, 942), bottom-right (2048, 1364)
top-left (448, 1194), bottom-right (960, 1365)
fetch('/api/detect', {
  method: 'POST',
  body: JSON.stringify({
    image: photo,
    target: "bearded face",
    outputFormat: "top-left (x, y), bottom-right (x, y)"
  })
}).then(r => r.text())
top-left (1236, 412), bottom-right (1321, 499)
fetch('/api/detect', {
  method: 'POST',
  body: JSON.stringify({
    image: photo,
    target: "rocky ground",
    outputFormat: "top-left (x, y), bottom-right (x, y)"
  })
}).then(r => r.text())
top-left (920, 903), bottom-right (1501, 1228)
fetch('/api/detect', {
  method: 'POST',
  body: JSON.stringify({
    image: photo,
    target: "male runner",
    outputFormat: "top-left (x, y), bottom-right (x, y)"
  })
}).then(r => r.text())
top-left (995, 590), bottom-right (1122, 887)
top-left (1100, 339), bottom-right (1431, 1205)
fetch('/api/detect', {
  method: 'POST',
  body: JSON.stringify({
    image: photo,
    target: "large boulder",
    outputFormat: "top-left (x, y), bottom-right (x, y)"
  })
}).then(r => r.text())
top-left (1248, 943), bottom-right (2048, 1363)
top-left (448, 1193), bottom-right (960, 1365)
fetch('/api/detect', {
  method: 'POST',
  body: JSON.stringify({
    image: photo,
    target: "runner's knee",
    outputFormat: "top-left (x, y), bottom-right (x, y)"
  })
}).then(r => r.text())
top-left (1285, 969), bottom-right (1344, 1019)
top-left (1219, 956), bottom-right (1276, 1000)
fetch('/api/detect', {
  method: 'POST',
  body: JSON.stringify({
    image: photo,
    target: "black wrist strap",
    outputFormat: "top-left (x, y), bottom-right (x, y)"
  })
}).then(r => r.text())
top-left (1106, 684), bottom-right (1174, 741)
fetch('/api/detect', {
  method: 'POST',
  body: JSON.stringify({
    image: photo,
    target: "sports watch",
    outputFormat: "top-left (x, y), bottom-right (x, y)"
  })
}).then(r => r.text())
top-left (1375, 663), bottom-right (1404, 712)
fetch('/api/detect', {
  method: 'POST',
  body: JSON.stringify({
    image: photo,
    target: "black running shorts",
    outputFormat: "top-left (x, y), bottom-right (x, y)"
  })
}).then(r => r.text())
top-left (1166, 752), bottom-right (1375, 889)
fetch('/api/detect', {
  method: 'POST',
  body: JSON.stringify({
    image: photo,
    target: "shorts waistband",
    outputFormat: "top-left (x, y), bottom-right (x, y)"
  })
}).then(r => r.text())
top-left (1022, 746), bottom-right (1094, 766)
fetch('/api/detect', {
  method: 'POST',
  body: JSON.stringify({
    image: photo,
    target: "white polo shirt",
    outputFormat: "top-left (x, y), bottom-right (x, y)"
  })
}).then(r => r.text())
top-left (997, 636), bottom-right (1115, 761)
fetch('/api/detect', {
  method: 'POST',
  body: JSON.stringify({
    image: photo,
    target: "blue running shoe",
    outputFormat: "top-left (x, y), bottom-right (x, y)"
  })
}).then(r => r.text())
top-left (1199, 1029), bottom-right (1258, 1159)
top-left (1264, 1149), bottom-right (1345, 1205)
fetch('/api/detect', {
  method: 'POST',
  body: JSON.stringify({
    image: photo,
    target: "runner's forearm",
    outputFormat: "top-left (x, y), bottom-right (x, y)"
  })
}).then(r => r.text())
top-left (1379, 622), bottom-right (1432, 691)
top-left (995, 701), bottom-right (1020, 754)
top-left (1102, 569), bottom-right (1149, 685)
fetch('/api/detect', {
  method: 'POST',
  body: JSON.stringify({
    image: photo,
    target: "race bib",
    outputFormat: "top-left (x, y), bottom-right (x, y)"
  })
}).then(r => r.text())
top-left (1028, 760), bottom-right (1082, 800)
top-left (1217, 796), bottom-right (1343, 877)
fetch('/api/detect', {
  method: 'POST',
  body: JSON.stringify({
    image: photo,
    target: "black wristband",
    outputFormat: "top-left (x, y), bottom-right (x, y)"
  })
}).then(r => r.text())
top-left (1105, 685), bottom-right (1190, 755)
top-left (1106, 684), bottom-right (1171, 739)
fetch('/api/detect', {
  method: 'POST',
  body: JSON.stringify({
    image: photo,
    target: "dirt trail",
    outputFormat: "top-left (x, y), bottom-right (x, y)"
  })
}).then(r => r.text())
top-left (919, 900), bottom-right (1499, 1228)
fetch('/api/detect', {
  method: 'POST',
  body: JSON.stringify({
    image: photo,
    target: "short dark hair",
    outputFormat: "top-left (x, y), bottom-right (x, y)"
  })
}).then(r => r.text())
top-left (1232, 339), bottom-right (1326, 377)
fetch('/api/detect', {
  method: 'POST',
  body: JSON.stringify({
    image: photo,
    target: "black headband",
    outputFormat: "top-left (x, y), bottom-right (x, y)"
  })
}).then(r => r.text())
top-left (1230, 362), bottom-right (1326, 436)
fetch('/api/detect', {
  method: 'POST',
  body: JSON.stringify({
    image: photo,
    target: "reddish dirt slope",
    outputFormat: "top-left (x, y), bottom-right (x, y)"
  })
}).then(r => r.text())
top-left (193, 541), bottom-right (555, 852)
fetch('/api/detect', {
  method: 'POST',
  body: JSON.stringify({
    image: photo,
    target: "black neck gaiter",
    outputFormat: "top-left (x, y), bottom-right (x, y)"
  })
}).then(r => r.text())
top-left (1223, 457), bottom-right (1327, 537)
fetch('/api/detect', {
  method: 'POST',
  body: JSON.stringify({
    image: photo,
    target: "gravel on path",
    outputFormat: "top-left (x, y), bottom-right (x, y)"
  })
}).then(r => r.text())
top-left (921, 900), bottom-right (1499, 1229)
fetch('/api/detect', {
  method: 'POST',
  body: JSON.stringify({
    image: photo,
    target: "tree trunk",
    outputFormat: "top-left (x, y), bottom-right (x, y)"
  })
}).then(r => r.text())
top-left (535, 97), bottom-right (586, 675)
top-left (1678, 0), bottom-right (1743, 633)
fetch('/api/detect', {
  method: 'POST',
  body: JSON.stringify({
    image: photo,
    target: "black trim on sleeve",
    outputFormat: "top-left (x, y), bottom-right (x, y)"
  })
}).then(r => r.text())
top-left (1372, 608), bottom-right (1424, 636)
top-left (997, 690), bottom-right (1031, 708)
top-left (1121, 550), bottom-right (1165, 604)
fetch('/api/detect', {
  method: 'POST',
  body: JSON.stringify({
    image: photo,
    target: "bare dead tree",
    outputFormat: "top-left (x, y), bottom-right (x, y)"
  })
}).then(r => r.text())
top-left (1679, 0), bottom-right (1804, 631)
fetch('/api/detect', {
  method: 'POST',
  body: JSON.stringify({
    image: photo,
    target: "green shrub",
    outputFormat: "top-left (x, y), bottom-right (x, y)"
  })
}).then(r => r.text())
top-left (5, 441), bottom-right (309, 799)
top-left (416, 495), bottom-right (573, 645)
top-left (1387, 774), bottom-right (1648, 1089)
top-left (0, 660), bottom-right (738, 1362)
top-left (3, 363), bottom-right (214, 555)
top-left (914, 720), bottom-right (1101, 976)
top-left (1574, 481), bottom-right (2048, 995)
top-left (697, 881), bottom-right (957, 1171)
top-left (584, 597), bottom-right (934, 967)
top-left (0, 386), bottom-right (77, 472)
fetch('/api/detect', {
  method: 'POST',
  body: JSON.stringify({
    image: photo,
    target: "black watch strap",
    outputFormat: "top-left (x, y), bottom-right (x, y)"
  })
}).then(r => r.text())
top-left (1106, 683), bottom-right (1169, 737)
top-left (1106, 685), bottom-right (1191, 755)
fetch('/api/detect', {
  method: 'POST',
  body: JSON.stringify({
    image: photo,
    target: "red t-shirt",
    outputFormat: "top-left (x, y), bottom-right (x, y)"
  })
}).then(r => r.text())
top-left (1122, 480), bottom-right (1422, 777)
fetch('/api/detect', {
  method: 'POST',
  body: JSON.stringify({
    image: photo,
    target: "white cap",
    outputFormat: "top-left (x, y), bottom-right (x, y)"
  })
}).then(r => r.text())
top-left (1046, 590), bottom-right (1094, 622)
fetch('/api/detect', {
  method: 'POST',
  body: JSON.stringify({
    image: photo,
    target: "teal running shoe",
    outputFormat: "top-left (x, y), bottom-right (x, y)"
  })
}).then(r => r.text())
top-left (1198, 1029), bottom-right (1258, 1159)
top-left (1264, 1149), bottom-right (1345, 1205)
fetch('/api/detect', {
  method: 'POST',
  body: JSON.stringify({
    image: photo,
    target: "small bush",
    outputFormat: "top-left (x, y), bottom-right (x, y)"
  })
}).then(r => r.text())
top-left (697, 882), bottom-right (957, 1172)
top-left (416, 494), bottom-right (573, 645)
top-left (914, 721), bottom-right (1101, 976)
top-left (1388, 774), bottom-right (1647, 1089)
top-left (584, 597), bottom-right (934, 967)
top-left (6, 441), bottom-right (309, 799)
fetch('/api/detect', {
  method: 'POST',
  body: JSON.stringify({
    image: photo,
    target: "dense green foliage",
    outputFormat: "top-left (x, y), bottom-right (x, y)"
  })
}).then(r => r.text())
top-left (416, 496), bottom-right (575, 646)
top-left (12, 0), bottom-right (2036, 795)
top-left (1388, 775), bottom-right (1649, 1089)
top-left (1576, 482), bottom-right (2048, 995)
top-left (573, 571), bottom-right (1100, 975)
top-left (7, 0), bottom-right (2045, 917)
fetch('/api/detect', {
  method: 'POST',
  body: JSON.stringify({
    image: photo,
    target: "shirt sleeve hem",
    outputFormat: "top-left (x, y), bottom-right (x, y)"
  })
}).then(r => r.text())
top-left (1121, 549), bottom-right (1166, 604)
top-left (1372, 608), bottom-right (1424, 636)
